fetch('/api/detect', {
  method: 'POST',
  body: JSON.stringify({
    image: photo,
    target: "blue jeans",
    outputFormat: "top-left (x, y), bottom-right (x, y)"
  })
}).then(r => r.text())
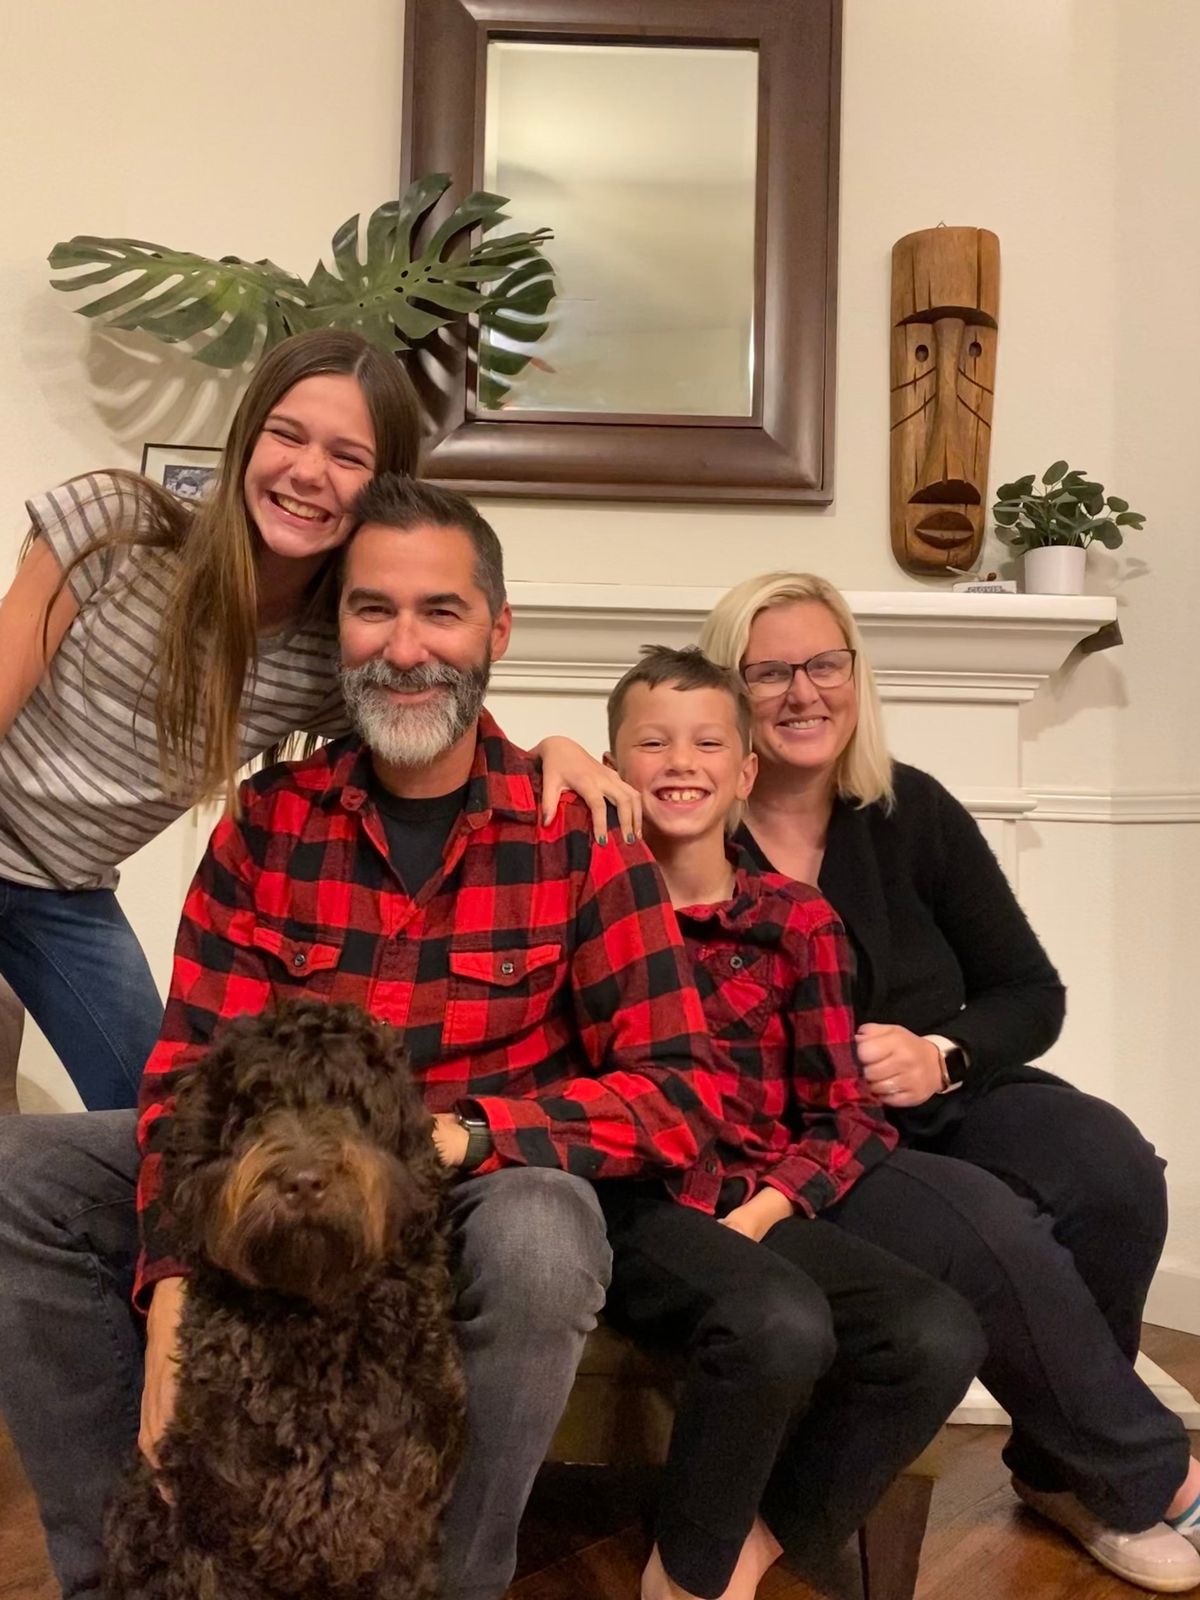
top-left (0, 1111), bottom-right (610, 1600)
top-left (0, 879), bottom-right (163, 1110)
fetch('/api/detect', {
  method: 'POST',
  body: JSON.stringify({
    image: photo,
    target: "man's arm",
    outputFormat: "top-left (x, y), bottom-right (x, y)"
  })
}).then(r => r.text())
top-left (134, 794), bottom-right (275, 1479)
top-left (139, 1275), bottom-right (186, 1480)
top-left (465, 834), bottom-right (727, 1189)
top-left (134, 798), bottom-right (273, 1309)
top-left (758, 908), bottom-right (898, 1216)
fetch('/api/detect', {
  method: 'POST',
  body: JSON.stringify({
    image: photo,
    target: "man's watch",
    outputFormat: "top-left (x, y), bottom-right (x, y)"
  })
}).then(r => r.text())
top-left (926, 1035), bottom-right (969, 1095)
top-left (455, 1108), bottom-right (493, 1172)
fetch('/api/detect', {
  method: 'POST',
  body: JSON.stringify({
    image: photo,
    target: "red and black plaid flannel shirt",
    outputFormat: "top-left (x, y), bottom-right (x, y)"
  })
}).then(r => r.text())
top-left (679, 851), bottom-right (898, 1216)
top-left (134, 712), bottom-right (726, 1307)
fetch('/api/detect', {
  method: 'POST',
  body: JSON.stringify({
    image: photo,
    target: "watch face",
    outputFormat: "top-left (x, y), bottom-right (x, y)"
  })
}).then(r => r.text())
top-left (944, 1047), bottom-right (967, 1085)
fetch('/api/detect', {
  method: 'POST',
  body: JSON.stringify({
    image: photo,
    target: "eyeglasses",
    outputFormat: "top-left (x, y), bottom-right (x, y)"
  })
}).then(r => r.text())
top-left (740, 650), bottom-right (857, 698)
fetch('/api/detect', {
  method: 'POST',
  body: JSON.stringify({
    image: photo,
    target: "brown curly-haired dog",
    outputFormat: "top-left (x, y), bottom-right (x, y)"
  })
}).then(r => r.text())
top-left (103, 1000), bottom-right (465, 1600)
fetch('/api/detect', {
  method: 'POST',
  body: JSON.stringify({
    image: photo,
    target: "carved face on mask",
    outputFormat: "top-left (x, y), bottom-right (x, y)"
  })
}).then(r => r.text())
top-left (890, 227), bottom-right (999, 573)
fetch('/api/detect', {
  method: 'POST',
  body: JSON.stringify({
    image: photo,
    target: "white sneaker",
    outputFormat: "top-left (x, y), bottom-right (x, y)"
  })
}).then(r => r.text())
top-left (1013, 1479), bottom-right (1200, 1592)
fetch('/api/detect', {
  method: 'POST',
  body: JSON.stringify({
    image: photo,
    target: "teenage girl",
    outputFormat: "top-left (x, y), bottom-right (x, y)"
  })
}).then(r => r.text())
top-left (0, 329), bottom-right (635, 1109)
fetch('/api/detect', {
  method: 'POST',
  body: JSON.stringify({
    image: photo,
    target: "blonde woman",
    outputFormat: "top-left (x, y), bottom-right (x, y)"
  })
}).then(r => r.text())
top-left (698, 572), bottom-right (1200, 1593)
top-left (0, 330), bottom-right (632, 1111)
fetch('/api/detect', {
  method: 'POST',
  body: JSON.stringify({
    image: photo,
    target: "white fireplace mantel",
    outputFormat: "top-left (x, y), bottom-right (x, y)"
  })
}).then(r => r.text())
top-left (499, 583), bottom-right (1117, 703)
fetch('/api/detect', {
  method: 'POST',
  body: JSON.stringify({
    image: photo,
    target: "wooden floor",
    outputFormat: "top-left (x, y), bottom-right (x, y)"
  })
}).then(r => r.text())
top-left (3, 1324), bottom-right (1198, 1600)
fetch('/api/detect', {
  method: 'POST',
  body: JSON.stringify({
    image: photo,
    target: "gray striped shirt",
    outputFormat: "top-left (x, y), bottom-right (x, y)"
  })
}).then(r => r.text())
top-left (0, 473), bottom-right (351, 891)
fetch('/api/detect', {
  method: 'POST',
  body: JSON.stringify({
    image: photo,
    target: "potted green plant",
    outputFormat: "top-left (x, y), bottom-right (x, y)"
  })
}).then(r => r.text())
top-left (992, 462), bottom-right (1146, 594)
top-left (47, 174), bottom-right (555, 409)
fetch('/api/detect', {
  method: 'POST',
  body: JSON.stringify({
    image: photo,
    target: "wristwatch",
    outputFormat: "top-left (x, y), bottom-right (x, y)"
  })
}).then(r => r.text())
top-left (926, 1035), bottom-right (969, 1095)
top-left (455, 1107), bottom-right (493, 1172)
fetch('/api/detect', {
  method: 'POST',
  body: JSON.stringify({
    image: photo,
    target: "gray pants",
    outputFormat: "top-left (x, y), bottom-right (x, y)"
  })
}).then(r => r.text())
top-left (0, 1111), bottom-right (611, 1600)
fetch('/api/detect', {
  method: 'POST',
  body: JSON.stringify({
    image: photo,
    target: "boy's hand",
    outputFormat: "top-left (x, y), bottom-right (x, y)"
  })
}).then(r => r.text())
top-left (720, 1186), bottom-right (796, 1242)
top-left (855, 1023), bottom-right (944, 1108)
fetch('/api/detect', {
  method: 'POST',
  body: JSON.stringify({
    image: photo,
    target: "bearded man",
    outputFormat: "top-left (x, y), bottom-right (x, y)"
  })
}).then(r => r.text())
top-left (0, 475), bottom-right (726, 1600)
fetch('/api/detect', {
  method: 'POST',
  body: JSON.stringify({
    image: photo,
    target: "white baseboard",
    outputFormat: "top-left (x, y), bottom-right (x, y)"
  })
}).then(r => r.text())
top-left (1145, 1263), bottom-right (1200, 1338)
top-left (950, 1354), bottom-right (1200, 1428)
top-left (947, 1378), bottom-right (1009, 1426)
top-left (951, 1256), bottom-right (1200, 1426)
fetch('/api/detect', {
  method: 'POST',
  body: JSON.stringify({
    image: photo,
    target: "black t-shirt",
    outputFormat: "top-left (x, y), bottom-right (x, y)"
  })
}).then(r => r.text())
top-left (368, 771), bottom-right (469, 896)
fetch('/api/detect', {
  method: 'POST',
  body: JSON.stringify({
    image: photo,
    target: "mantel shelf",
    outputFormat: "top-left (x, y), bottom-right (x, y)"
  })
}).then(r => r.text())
top-left (499, 583), bottom-right (1118, 700)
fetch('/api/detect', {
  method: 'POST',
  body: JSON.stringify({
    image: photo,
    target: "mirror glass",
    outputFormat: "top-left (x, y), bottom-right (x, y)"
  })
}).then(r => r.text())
top-left (481, 41), bottom-right (758, 416)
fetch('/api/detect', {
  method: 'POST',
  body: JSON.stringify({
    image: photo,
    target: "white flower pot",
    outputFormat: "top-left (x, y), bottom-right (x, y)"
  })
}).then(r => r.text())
top-left (1023, 545), bottom-right (1086, 595)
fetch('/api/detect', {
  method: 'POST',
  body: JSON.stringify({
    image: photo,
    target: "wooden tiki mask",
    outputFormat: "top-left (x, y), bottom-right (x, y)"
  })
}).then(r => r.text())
top-left (890, 227), bottom-right (1000, 572)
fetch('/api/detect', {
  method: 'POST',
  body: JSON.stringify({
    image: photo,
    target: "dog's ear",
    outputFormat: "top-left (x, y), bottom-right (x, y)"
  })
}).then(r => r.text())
top-left (313, 1007), bottom-right (446, 1216)
top-left (370, 1035), bottom-right (433, 1166)
top-left (310, 1006), bottom-right (429, 1155)
top-left (161, 1022), bottom-right (256, 1248)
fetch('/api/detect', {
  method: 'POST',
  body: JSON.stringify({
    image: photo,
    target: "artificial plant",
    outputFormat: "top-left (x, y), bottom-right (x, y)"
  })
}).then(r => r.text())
top-left (48, 174), bottom-right (554, 407)
top-left (992, 461), bottom-right (1146, 550)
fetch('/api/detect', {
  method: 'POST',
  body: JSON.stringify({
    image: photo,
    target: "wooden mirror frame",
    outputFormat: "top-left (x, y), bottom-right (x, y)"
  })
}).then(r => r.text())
top-left (401, 0), bottom-right (842, 503)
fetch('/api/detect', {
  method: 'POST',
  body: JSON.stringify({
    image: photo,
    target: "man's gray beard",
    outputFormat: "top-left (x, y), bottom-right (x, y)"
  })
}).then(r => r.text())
top-left (339, 655), bottom-right (491, 769)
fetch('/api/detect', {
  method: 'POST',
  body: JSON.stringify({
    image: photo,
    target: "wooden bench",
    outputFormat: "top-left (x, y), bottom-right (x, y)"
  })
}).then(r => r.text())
top-left (547, 1323), bottom-right (940, 1600)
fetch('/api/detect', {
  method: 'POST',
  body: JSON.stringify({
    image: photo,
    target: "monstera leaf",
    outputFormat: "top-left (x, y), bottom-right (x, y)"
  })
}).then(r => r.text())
top-left (48, 176), bottom-right (555, 403)
top-left (477, 251), bottom-right (557, 409)
top-left (46, 238), bottom-right (310, 367)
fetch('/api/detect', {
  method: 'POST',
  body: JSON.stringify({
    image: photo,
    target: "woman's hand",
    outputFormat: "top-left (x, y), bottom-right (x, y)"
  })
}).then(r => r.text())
top-left (720, 1186), bottom-right (796, 1242)
top-left (855, 1023), bottom-right (943, 1108)
top-left (140, 1276), bottom-right (186, 1500)
top-left (532, 735), bottom-right (642, 844)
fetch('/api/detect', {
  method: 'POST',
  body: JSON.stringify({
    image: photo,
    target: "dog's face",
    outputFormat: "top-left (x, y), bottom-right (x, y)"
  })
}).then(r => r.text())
top-left (164, 1001), bottom-right (441, 1307)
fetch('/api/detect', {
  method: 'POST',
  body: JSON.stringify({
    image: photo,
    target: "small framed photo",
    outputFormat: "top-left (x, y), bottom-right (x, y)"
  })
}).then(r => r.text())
top-left (140, 443), bottom-right (223, 503)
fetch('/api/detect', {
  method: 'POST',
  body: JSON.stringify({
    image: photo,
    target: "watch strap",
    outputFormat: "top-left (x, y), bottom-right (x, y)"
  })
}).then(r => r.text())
top-left (925, 1034), bottom-right (969, 1095)
top-left (455, 1109), bottom-right (493, 1172)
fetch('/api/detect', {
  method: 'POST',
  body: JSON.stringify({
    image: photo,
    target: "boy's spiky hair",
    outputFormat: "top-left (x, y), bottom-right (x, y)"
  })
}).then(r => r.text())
top-left (606, 645), bottom-right (753, 753)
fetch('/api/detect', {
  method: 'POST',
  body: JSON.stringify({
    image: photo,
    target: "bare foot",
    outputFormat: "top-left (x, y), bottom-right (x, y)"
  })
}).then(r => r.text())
top-left (717, 1516), bottom-right (784, 1600)
top-left (640, 1518), bottom-right (785, 1600)
top-left (641, 1543), bottom-right (704, 1600)
top-left (1167, 1456), bottom-right (1200, 1520)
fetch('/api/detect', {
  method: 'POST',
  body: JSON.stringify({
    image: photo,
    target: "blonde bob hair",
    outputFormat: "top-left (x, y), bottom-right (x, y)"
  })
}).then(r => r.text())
top-left (698, 571), bottom-right (895, 810)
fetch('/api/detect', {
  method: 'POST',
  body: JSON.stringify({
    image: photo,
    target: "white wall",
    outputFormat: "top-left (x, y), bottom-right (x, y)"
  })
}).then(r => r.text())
top-left (3, 3), bottom-right (1199, 1310)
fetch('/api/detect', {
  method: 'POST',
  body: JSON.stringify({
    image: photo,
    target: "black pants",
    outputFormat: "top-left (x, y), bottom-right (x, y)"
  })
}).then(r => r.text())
top-left (602, 1186), bottom-right (984, 1598)
top-left (832, 1081), bottom-right (1189, 1533)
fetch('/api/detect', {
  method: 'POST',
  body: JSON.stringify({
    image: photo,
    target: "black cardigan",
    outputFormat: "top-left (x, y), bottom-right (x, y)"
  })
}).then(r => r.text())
top-left (736, 762), bottom-right (1067, 1139)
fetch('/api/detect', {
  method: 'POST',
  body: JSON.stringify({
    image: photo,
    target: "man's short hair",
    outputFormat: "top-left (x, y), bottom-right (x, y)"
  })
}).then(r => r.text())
top-left (607, 645), bottom-right (753, 754)
top-left (351, 474), bottom-right (506, 618)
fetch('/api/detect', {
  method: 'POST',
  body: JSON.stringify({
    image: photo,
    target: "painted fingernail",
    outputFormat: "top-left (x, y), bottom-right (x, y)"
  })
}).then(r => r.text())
top-left (626, 832), bottom-right (636, 844)
top-left (597, 833), bottom-right (607, 846)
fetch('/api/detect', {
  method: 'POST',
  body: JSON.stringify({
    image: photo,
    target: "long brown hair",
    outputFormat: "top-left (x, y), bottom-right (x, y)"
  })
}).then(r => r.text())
top-left (48, 330), bottom-right (422, 807)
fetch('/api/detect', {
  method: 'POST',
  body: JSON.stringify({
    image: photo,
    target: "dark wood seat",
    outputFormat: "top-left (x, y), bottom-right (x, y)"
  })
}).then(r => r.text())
top-left (547, 1322), bottom-right (940, 1600)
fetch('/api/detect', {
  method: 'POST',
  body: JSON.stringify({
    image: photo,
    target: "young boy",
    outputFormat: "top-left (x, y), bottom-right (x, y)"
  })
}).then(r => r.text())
top-left (602, 647), bottom-right (983, 1600)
